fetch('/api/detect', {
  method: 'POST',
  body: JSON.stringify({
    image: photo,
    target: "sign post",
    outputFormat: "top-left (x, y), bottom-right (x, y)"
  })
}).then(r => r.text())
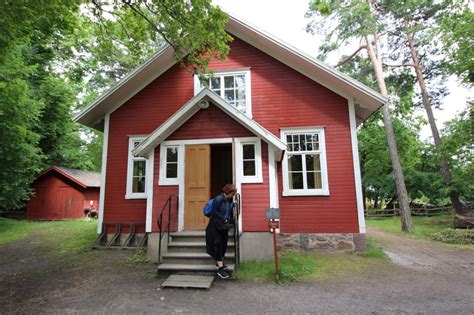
top-left (265, 208), bottom-right (280, 281)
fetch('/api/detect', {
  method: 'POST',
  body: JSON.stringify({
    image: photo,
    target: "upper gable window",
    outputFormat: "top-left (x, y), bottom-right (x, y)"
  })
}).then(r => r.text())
top-left (194, 69), bottom-right (252, 117)
top-left (126, 137), bottom-right (148, 199)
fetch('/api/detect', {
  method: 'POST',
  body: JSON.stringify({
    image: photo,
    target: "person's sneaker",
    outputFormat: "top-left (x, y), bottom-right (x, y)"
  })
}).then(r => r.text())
top-left (217, 268), bottom-right (230, 279)
top-left (216, 263), bottom-right (229, 270)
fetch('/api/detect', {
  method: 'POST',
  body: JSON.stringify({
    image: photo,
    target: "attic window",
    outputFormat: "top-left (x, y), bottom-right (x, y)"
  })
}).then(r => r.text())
top-left (194, 69), bottom-right (252, 117)
top-left (126, 137), bottom-right (148, 199)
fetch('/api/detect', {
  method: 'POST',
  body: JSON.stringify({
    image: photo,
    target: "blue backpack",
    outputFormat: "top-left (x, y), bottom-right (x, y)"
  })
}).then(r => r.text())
top-left (203, 199), bottom-right (215, 217)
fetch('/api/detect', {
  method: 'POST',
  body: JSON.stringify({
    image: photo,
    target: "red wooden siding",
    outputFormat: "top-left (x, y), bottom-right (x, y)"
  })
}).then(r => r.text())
top-left (105, 36), bottom-right (358, 233)
top-left (241, 141), bottom-right (270, 232)
top-left (152, 146), bottom-right (179, 232)
top-left (167, 102), bottom-right (254, 140)
top-left (27, 174), bottom-right (98, 220)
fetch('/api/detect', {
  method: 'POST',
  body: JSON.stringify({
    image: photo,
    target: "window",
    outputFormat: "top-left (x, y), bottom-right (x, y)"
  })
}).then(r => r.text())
top-left (236, 137), bottom-right (262, 183)
top-left (194, 69), bottom-right (252, 117)
top-left (281, 128), bottom-right (329, 196)
top-left (126, 137), bottom-right (148, 199)
top-left (159, 144), bottom-right (181, 185)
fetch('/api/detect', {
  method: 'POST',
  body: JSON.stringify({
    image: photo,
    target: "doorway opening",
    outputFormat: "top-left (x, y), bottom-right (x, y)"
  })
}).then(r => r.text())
top-left (210, 143), bottom-right (233, 198)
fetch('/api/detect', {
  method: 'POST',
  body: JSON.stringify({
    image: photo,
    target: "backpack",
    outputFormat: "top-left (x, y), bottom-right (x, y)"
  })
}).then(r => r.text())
top-left (203, 196), bottom-right (224, 218)
top-left (203, 199), bottom-right (214, 217)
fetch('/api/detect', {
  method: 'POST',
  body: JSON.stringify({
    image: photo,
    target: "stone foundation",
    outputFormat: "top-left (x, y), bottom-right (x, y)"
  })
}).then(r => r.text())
top-left (278, 233), bottom-right (366, 252)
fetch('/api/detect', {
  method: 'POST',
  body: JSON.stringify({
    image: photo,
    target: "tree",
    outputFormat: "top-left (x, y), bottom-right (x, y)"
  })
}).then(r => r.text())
top-left (307, 0), bottom-right (415, 231)
top-left (0, 0), bottom-right (232, 210)
top-left (380, 0), bottom-right (472, 226)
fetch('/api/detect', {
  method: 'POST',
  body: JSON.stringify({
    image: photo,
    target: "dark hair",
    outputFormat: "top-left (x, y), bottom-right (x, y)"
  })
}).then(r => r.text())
top-left (222, 184), bottom-right (237, 194)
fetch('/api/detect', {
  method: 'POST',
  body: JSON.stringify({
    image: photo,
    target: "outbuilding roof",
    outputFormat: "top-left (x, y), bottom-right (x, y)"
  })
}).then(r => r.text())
top-left (37, 166), bottom-right (101, 189)
top-left (73, 14), bottom-right (386, 130)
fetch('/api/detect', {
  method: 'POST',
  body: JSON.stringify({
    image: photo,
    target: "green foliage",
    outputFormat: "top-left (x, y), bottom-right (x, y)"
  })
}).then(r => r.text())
top-left (366, 215), bottom-right (454, 238)
top-left (124, 248), bottom-right (149, 265)
top-left (0, 218), bottom-right (41, 245)
top-left (441, 104), bottom-right (474, 203)
top-left (431, 228), bottom-right (474, 244)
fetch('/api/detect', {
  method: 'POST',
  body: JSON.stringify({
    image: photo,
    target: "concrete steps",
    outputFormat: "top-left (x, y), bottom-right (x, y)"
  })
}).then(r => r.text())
top-left (157, 231), bottom-right (235, 277)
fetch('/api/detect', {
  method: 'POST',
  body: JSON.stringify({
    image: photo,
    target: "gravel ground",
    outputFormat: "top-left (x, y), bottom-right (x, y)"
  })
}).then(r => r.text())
top-left (1, 229), bottom-right (473, 314)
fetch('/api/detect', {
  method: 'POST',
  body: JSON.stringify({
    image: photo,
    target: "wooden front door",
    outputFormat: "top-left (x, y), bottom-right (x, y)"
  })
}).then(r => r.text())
top-left (184, 144), bottom-right (211, 230)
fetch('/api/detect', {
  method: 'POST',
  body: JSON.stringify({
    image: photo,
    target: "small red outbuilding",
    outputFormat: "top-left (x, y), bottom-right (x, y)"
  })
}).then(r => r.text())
top-left (27, 166), bottom-right (101, 220)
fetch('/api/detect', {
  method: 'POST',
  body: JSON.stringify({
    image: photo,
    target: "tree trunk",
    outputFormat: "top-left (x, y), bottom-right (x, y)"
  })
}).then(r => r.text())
top-left (365, 34), bottom-right (415, 232)
top-left (406, 33), bottom-right (472, 228)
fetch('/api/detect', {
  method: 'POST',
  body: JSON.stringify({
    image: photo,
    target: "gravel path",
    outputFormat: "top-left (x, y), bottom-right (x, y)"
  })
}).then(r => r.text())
top-left (1, 229), bottom-right (473, 314)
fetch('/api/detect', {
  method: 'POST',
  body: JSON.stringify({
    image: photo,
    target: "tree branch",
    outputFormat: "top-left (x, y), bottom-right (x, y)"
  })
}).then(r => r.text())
top-left (383, 63), bottom-right (416, 68)
top-left (333, 45), bottom-right (367, 68)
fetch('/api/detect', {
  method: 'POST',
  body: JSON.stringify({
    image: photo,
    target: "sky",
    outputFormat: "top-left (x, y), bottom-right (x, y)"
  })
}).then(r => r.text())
top-left (213, 0), bottom-right (473, 140)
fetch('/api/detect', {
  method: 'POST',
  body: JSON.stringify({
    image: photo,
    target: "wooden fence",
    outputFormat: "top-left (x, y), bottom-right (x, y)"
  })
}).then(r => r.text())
top-left (365, 206), bottom-right (452, 219)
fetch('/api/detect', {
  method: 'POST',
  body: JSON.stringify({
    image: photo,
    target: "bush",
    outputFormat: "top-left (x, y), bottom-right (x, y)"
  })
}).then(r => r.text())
top-left (431, 228), bottom-right (474, 244)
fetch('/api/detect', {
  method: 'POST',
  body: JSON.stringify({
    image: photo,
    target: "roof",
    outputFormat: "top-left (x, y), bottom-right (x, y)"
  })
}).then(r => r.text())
top-left (37, 166), bottom-right (101, 188)
top-left (73, 14), bottom-right (387, 131)
top-left (133, 88), bottom-right (287, 157)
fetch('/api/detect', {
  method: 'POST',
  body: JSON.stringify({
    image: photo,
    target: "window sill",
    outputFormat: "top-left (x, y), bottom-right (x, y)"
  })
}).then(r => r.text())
top-left (158, 178), bottom-right (179, 186)
top-left (282, 189), bottom-right (330, 197)
top-left (241, 176), bottom-right (263, 184)
top-left (125, 193), bottom-right (147, 200)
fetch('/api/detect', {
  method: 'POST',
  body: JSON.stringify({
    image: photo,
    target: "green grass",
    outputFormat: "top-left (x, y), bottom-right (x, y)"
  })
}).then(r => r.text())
top-left (237, 238), bottom-right (387, 283)
top-left (366, 215), bottom-right (453, 239)
top-left (0, 218), bottom-right (97, 253)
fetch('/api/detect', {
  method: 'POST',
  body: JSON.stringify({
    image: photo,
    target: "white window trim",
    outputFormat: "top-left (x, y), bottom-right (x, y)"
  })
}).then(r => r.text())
top-left (193, 69), bottom-right (252, 118)
top-left (159, 144), bottom-right (182, 186)
top-left (235, 137), bottom-right (263, 183)
top-left (281, 127), bottom-right (330, 196)
top-left (126, 136), bottom-right (148, 199)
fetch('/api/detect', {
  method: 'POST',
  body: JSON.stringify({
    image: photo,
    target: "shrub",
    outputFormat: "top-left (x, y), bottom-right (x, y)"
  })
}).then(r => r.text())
top-left (431, 228), bottom-right (474, 244)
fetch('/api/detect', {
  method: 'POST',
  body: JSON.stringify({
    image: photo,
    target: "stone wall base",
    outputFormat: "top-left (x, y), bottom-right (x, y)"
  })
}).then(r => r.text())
top-left (278, 233), bottom-right (366, 252)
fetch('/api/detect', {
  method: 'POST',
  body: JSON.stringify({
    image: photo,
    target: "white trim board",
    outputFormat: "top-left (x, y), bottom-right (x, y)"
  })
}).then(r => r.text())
top-left (145, 150), bottom-right (154, 232)
top-left (348, 99), bottom-right (366, 233)
top-left (97, 113), bottom-right (110, 234)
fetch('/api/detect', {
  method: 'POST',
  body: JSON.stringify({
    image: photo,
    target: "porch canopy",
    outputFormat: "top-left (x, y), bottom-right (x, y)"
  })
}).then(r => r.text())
top-left (133, 88), bottom-right (287, 158)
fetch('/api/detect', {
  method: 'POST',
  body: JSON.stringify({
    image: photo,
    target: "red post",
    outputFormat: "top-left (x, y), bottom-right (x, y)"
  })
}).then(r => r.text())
top-left (271, 219), bottom-right (280, 281)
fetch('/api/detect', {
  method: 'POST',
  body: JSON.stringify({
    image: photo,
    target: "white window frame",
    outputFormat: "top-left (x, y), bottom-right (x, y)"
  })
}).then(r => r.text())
top-left (194, 68), bottom-right (252, 118)
top-left (159, 144), bottom-right (182, 186)
top-left (126, 136), bottom-right (148, 199)
top-left (235, 137), bottom-right (262, 183)
top-left (281, 127), bottom-right (329, 196)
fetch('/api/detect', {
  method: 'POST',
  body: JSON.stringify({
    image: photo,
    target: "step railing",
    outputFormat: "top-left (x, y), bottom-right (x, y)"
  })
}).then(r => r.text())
top-left (157, 194), bottom-right (179, 263)
top-left (233, 193), bottom-right (241, 269)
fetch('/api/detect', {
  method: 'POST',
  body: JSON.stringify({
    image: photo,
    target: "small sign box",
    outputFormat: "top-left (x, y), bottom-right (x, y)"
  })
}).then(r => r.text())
top-left (265, 208), bottom-right (280, 220)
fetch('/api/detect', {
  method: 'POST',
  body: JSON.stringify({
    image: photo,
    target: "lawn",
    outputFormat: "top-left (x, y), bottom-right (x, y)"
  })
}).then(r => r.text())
top-left (366, 215), bottom-right (474, 248)
top-left (366, 215), bottom-right (453, 239)
top-left (237, 237), bottom-right (387, 283)
top-left (0, 218), bottom-right (97, 253)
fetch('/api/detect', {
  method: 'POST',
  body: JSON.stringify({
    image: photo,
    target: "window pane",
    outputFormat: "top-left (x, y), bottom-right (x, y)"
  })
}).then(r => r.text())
top-left (243, 161), bottom-right (256, 176)
top-left (235, 75), bottom-right (245, 88)
top-left (299, 134), bottom-right (306, 151)
top-left (166, 163), bottom-right (178, 178)
top-left (289, 172), bottom-right (304, 189)
top-left (288, 155), bottom-right (302, 172)
top-left (286, 135), bottom-right (292, 144)
top-left (224, 76), bottom-right (234, 88)
top-left (210, 77), bottom-right (220, 90)
top-left (133, 176), bottom-right (146, 193)
top-left (133, 141), bottom-right (141, 149)
top-left (307, 172), bottom-right (322, 189)
top-left (243, 144), bottom-right (255, 160)
top-left (305, 154), bottom-right (321, 171)
top-left (312, 134), bottom-right (319, 150)
top-left (224, 90), bottom-right (235, 102)
top-left (167, 147), bottom-right (178, 162)
top-left (235, 101), bottom-right (246, 112)
top-left (133, 160), bottom-right (146, 176)
top-left (236, 88), bottom-right (246, 101)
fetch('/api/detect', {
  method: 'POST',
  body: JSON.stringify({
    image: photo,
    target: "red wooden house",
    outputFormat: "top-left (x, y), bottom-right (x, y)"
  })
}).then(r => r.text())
top-left (27, 166), bottom-right (100, 220)
top-left (73, 15), bottom-right (385, 266)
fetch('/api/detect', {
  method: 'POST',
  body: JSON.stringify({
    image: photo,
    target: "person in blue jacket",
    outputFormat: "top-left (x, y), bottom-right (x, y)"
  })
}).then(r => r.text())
top-left (206, 184), bottom-right (237, 279)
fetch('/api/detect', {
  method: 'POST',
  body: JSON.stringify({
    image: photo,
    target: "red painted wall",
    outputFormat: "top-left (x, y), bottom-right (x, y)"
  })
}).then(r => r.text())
top-left (105, 36), bottom-right (358, 233)
top-left (241, 141), bottom-right (270, 232)
top-left (27, 173), bottom-right (98, 220)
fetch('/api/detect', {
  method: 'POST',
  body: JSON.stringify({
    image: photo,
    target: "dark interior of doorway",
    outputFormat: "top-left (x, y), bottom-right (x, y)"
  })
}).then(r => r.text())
top-left (211, 143), bottom-right (233, 198)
